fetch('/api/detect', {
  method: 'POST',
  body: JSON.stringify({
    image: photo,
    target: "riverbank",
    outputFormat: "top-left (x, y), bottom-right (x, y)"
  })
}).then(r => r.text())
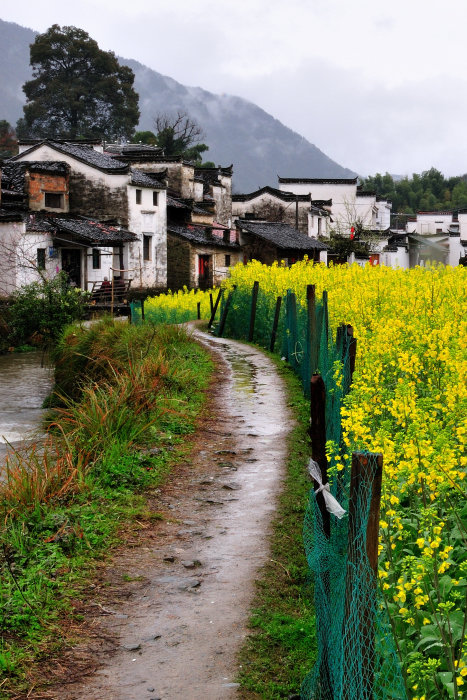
top-left (0, 320), bottom-right (213, 697)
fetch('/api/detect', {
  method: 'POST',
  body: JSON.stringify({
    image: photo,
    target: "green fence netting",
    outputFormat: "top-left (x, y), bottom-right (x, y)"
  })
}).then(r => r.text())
top-left (214, 282), bottom-right (407, 700)
top-left (302, 453), bottom-right (407, 700)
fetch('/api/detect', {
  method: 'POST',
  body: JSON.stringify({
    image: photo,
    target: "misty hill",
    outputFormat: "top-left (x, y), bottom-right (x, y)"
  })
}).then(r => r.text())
top-left (0, 18), bottom-right (356, 192)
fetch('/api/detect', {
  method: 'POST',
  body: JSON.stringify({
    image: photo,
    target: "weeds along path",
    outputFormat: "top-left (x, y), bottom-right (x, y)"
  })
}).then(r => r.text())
top-left (51, 328), bottom-right (294, 700)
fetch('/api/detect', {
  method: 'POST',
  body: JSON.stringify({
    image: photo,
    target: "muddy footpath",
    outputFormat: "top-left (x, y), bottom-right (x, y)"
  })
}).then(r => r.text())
top-left (43, 329), bottom-right (294, 700)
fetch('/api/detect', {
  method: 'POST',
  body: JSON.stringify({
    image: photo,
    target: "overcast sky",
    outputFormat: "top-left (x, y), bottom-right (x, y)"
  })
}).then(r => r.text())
top-left (2, 1), bottom-right (467, 177)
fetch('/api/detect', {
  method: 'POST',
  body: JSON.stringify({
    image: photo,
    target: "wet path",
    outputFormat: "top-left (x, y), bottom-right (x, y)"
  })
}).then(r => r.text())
top-left (0, 351), bottom-right (53, 464)
top-left (54, 331), bottom-right (293, 700)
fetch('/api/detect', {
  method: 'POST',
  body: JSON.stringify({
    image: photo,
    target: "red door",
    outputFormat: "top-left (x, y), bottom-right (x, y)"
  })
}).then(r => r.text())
top-left (198, 255), bottom-right (211, 290)
top-left (369, 254), bottom-right (380, 266)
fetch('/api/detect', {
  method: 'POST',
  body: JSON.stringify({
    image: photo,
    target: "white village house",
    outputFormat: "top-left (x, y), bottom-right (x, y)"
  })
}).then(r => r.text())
top-left (1, 140), bottom-right (465, 298)
top-left (1, 140), bottom-right (168, 294)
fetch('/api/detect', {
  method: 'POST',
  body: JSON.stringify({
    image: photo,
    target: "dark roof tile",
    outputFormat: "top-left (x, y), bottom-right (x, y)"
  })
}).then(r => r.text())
top-left (168, 224), bottom-right (239, 249)
top-left (130, 169), bottom-right (167, 188)
top-left (236, 220), bottom-right (328, 251)
top-left (12, 141), bottom-right (128, 173)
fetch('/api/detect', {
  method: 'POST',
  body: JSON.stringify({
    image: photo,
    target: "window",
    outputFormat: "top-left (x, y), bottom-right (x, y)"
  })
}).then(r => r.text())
top-left (224, 254), bottom-right (231, 267)
top-left (152, 191), bottom-right (158, 206)
top-left (143, 234), bottom-right (152, 261)
top-left (92, 248), bottom-right (101, 270)
top-left (37, 248), bottom-right (46, 270)
top-left (136, 189), bottom-right (142, 204)
top-left (44, 192), bottom-right (63, 208)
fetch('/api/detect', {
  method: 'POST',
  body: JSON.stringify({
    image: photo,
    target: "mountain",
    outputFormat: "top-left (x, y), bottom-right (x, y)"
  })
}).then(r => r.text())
top-left (0, 18), bottom-right (356, 192)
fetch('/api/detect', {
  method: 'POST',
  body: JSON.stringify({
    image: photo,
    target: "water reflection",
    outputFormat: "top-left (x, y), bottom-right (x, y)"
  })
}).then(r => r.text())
top-left (0, 352), bottom-right (53, 460)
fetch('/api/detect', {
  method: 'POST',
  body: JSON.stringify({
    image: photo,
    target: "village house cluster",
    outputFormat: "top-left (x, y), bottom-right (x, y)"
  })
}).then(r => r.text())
top-left (0, 139), bottom-right (465, 296)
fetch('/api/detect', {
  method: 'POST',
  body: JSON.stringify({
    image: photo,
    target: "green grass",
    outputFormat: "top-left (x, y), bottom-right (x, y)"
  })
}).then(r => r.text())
top-left (0, 320), bottom-right (213, 696)
top-left (237, 358), bottom-right (317, 698)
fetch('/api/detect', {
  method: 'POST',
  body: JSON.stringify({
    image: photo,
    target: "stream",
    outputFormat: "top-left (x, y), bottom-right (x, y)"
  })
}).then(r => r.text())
top-left (0, 351), bottom-right (53, 464)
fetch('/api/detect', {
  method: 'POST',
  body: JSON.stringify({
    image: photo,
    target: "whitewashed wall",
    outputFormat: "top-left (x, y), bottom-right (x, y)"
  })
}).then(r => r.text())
top-left (127, 185), bottom-right (167, 288)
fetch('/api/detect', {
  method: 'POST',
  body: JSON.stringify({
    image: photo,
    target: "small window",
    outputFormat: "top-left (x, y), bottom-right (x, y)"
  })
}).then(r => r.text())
top-left (92, 248), bottom-right (101, 270)
top-left (37, 248), bottom-right (46, 270)
top-left (152, 191), bottom-right (158, 206)
top-left (143, 234), bottom-right (152, 261)
top-left (225, 254), bottom-right (231, 267)
top-left (44, 192), bottom-right (63, 209)
top-left (136, 189), bottom-right (142, 205)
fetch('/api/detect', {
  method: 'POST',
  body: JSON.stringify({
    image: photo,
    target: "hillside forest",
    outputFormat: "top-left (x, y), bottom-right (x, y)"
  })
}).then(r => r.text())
top-left (360, 167), bottom-right (467, 216)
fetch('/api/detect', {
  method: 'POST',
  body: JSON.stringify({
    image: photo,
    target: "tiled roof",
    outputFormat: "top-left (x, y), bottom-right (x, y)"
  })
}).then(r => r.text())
top-left (309, 204), bottom-right (329, 216)
top-left (168, 224), bottom-right (239, 249)
top-left (278, 177), bottom-right (358, 185)
top-left (48, 142), bottom-right (128, 172)
top-left (167, 195), bottom-right (191, 210)
top-left (232, 186), bottom-right (311, 203)
top-left (25, 214), bottom-right (137, 244)
top-left (195, 165), bottom-right (233, 178)
top-left (311, 199), bottom-right (332, 207)
top-left (130, 169), bottom-right (167, 188)
top-left (12, 141), bottom-right (128, 173)
top-left (236, 220), bottom-right (328, 250)
top-left (54, 217), bottom-right (137, 244)
top-left (1, 163), bottom-right (27, 192)
top-left (105, 143), bottom-right (163, 155)
top-left (0, 208), bottom-right (24, 222)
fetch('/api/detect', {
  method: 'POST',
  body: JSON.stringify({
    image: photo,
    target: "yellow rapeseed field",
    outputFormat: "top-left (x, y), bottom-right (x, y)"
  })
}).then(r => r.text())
top-left (146, 261), bottom-right (467, 699)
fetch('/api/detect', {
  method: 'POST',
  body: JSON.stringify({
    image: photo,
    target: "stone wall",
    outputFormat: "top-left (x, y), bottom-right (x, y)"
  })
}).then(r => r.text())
top-left (69, 173), bottom-right (129, 226)
top-left (167, 234), bottom-right (192, 290)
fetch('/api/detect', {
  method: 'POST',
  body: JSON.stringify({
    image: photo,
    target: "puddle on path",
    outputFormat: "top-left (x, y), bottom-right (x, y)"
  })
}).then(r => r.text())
top-left (55, 331), bottom-right (294, 700)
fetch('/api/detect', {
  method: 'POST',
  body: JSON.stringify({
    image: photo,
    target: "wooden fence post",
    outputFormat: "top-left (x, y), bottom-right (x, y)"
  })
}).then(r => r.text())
top-left (306, 284), bottom-right (317, 384)
top-left (286, 290), bottom-right (299, 369)
top-left (322, 290), bottom-right (329, 346)
top-left (209, 292), bottom-right (214, 315)
top-left (343, 452), bottom-right (383, 700)
top-left (336, 322), bottom-right (358, 388)
top-left (346, 325), bottom-right (357, 384)
top-left (217, 286), bottom-right (235, 337)
top-left (140, 298), bottom-right (145, 322)
top-left (269, 296), bottom-right (282, 352)
top-left (208, 288), bottom-right (223, 328)
top-left (248, 281), bottom-right (259, 342)
top-left (197, 301), bottom-right (201, 320)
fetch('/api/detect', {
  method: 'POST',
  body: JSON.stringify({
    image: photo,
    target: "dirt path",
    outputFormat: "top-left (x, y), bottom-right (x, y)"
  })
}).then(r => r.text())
top-left (48, 330), bottom-right (294, 700)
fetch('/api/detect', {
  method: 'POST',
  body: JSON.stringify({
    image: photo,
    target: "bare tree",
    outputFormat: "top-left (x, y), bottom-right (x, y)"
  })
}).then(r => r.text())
top-left (153, 110), bottom-right (209, 162)
top-left (0, 226), bottom-right (53, 297)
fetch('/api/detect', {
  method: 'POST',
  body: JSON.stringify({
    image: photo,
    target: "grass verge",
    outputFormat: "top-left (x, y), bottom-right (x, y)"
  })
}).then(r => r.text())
top-left (0, 319), bottom-right (213, 697)
top-left (237, 356), bottom-right (317, 698)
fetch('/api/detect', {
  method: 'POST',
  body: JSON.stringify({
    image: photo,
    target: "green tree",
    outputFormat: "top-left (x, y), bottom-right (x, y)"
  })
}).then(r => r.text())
top-left (131, 130), bottom-right (158, 145)
top-left (153, 111), bottom-right (210, 164)
top-left (18, 25), bottom-right (140, 141)
top-left (8, 273), bottom-right (89, 348)
top-left (0, 120), bottom-right (18, 159)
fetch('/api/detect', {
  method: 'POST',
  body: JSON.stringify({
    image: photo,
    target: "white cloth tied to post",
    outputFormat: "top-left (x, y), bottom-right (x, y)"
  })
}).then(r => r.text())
top-left (307, 458), bottom-right (347, 519)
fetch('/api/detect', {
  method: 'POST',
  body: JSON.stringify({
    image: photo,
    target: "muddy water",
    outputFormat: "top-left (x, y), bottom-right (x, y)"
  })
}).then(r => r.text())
top-left (57, 331), bottom-right (294, 700)
top-left (0, 351), bottom-right (53, 463)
